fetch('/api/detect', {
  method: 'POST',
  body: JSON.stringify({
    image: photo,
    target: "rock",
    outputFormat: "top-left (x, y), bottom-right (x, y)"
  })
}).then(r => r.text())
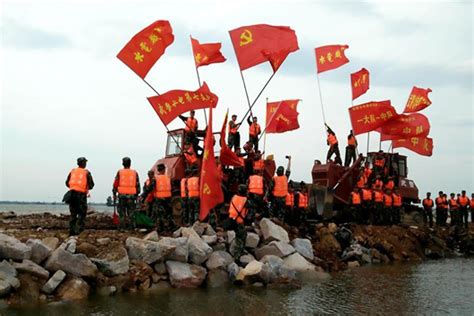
top-left (165, 261), bottom-right (207, 288)
top-left (254, 241), bottom-right (295, 260)
top-left (212, 243), bottom-right (227, 252)
top-left (76, 242), bottom-right (99, 258)
top-left (260, 255), bottom-right (284, 271)
top-left (205, 251), bottom-right (234, 270)
top-left (291, 238), bottom-right (314, 261)
top-left (172, 227), bottom-right (183, 238)
top-left (239, 254), bottom-right (255, 266)
top-left (252, 282), bottom-right (264, 287)
top-left (0, 280), bottom-right (11, 297)
top-left (138, 278), bottom-right (151, 290)
top-left (245, 233), bottom-right (260, 249)
top-left (227, 262), bottom-right (241, 281)
top-left (192, 222), bottom-right (208, 236)
top-left (125, 237), bottom-right (175, 265)
top-left (143, 231), bottom-right (159, 242)
top-left (151, 280), bottom-right (171, 290)
top-left (204, 225), bottom-right (216, 236)
top-left (319, 228), bottom-right (341, 253)
top-left (226, 231), bottom-right (236, 244)
top-left (328, 223), bottom-right (337, 234)
top-left (151, 273), bottom-right (160, 283)
top-left (41, 270), bottom-right (66, 294)
top-left (61, 237), bottom-right (77, 253)
top-left (206, 269), bottom-right (230, 288)
top-left (347, 261), bottom-right (360, 268)
top-left (9, 273), bottom-right (40, 305)
top-left (97, 286), bottom-right (116, 296)
top-left (181, 227), bottom-right (200, 239)
top-left (361, 253), bottom-right (372, 264)
top-left (0, 260), bottom-right (19, 289)
top-left (159, 237), bottom-right (188, 262)
top-left (236, 260), bottom-right (263, 281)
top-left (44, 248), bottom-right (98, 278)
top-left (341, 243), bottom-right (363, 261)
top-left (91, 243), bottom-right (129, 276)
top-left (282, 253), bottom-right (316, 272)
top-left (0, 233), bottom-right (32, 260)
top-left (187, 235), bottom-right (213, 265)
top-left (153, 262), bottom-right (167, 275)
top-left (12, 259), bottom-right (49, 279)
top-left (42, 237), bottom-right (59, 251)
top-left (202, 235), bottom-right (217, 245)
top-left (259, 218), bottom-right (289, 243)
top-left (129, 261), bottom-right (154, 285)
top-left (26, 239), bottom-right (52, 264)
top-left (57, 277), bottom-right (90, 301)
top-left (96, 238), bottom-right (111, 246)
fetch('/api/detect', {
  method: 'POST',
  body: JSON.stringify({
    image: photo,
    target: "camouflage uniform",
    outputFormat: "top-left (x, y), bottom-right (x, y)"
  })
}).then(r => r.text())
top-left (153, 198), bottom-right (173, 232)
top-left (68, 191), bottom-right (88, 235)
top-left (118, 195), bottom-right (137, 228)
top-left (188, 197), bottom-right (200, 224)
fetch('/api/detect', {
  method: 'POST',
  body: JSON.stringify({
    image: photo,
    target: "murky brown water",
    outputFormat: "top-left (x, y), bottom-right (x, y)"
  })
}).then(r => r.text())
top-left (3, 258), bottom-right (473, 315)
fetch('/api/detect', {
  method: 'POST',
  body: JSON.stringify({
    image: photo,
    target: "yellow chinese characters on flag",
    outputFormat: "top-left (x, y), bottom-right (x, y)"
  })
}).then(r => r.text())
top-left (315, 44), bottom-right (349, 73)
top-left (403, 86), bottom-right (432, 113)
top-left (348, 100), bottom-right (397, 135)
top-left (392, 137), bottom-right (433, 157)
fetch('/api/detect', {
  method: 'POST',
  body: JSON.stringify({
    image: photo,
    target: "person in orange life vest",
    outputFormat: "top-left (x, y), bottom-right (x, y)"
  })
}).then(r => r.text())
top-left (361, 185), bottom-right (373, 224)
top-left (271, 165), bottom-right (291, 220)
top-left (179, 110), bottom-right (199, 151)
top-left (183, 142), bottom-right (198, 169)
top-left (180, 169), bottom-right (192, 226)
top-left (65, 157), bottom-right (94, 236)
top-left (247, 116), bottom-right (262, 151)
top-left (372, 188), bottom-right (384, 225)
top-left (382, 189), bottom-right (393, 225)
top-left (435, 191), bottom-right (446, 227)
top-left (344, 130), bottom-right (358, 167)
top-left (247, 168), bottom-right (266, 219)
top-left (422, 192), bottom-right (434, 228)
top-left (295, 182), bottom-right (309, 226)
top-left (356, 175), bottom-right (366, 189)
top-left (325, 123), bottom-right (342, 165)
top-left (112, 157), bottom-right (140, 228)
top-left (228, 114), bottom-right (241, 151)
top-left (470, 193), bottom-right (474, 225)
top-left (253, 150), bottom-right (265, 175)
top-left (243, 141), bottom-right (256, 178)
top-left (384, 176), bottom-right (395, 191)
top-left (285, 186), bottom-right (296, 225)
top-left (187, 168), bottom-right (201, 224)
top-left (372, 175), bottom-right (383, 191)
top-left (391, 189), bottom-right (402, 225)
top-left (142, 170), bottom-right (155, 219)
top-left (373, 150), bottom-right (386, 176)
top-left (228, 184), bottom-right (251, 260)
top-left (457, 190), bottom-right (469, 229)
top-left (349, 187), bottom-right (362, 223)
top-left (448, 193), bottom-right (459, 227)
top-left (362, 161), bottom-right (373, 182)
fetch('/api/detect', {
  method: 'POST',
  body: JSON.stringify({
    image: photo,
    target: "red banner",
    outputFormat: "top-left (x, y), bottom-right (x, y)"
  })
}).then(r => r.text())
top-left (199, 107), bottom-right (224, 221)
top-left (219, 111), bottom-right (244, 167)
top-left (315, 44), bottom-right (349, 73)
top-left (379, 113), bottom-right (430, 138)
top-left (117, 20), bottom-right (174, 79)
top-left (351, 68), bottom-right (370, 100)
top-left (403, 86), bottom-right (432, 113)
top-left (348, 100), bottom-right (397, 135)
top-left (266, 100), bottom-right (300, 134)
top-left (392, 136), bottom-right (433, 157)
top-left (191, 37), bottom-right (226, 68)
top-left (229, 24), bottom-right (299, 71)
top-left (147, 82), bottom-right (218, 125)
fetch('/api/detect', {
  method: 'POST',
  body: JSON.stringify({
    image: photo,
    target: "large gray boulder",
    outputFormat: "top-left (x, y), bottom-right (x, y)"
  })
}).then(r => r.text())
top-left (181, 227), bottom-right (200, 239)
top-left (125, 237), bottom-right (176, 264)
top-left (187, 235), bottom-right (212, 265)
top-left (282, 253), bottom-right (329, 280)
top-left (165, 261), bottom-right (207, 288)
top-left (291, 238), bottom-right (314, 261)
top-left (0, 233), bottom-right (32, 260)
top-left (42, 237), bottom-right (60, 251)
top-left (44, 248), bottom-right (98, 278)
top-left (56, 276), bottom-right (90, 301)
top-left (0, 280), bottom-right (11, 297)
top-left (26, 239), bottom-right (52, 264)
top-left (12, 259), bottom-right (50, 279)
top-left (227, 262), bottom-right (241, 281)
top-left (245, 233), bottom-right (260, 249)
top-left (202, 235), bottom-right (217, 245)
top-left (91, 243), bottom-right (129, 276)
top-left (259, 218), bottom-right (289, 243)
top-left (192, 222), bottom-right (208, 236)
top-left (41, 270), bottom-right (66, 294)
top-left (255, 241), bottom-right (295, 260)
top-left (206, 269), bottom-right (230, 288)
top-left (161, 237), bottom-right (189, 262)
top-left (0, 260), bottom-right (19, 295)
top-left (205, 251), bottom-right (233, 270)
top-left (236, 260), bottom-right (263, 282)
top-left (239, 254), bottom-right (255, 267)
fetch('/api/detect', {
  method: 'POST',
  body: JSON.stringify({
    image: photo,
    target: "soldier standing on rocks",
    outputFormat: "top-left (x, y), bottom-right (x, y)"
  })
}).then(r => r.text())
top-left (457, 190), bottom-right (469, 229)
top-left (142, 170), bottom-right (156, 219)
top-left (113, 157), bottom-right (140, 229)
top-left (228, 184), bottom-right (251, 261)
top-left (65, 157), bottom-right (94, 236)
top-left (422, 192), bottom-right (434, 228)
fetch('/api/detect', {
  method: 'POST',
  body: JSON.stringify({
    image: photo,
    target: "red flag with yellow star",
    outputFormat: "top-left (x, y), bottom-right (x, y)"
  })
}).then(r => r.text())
top-left (219, 110), bottom-right (244, 167)
top-left (392, 136), bottom-right (433, 157)
top-left (315, 45), bottom-right (349, 73)
top-left (348, 100), bottom-right (397, 135)
top-left (117, 20), bottom-right (174, 79)
top-left (229, 24), bottom-right (299, 71)
top-left (403, 86), bottom-right (432, 113)
top-left (200, 107), bottom-right (224, 221)
top-left (379, 113), bottom-right (430, 138)
top-left (351, 68), bottom-right (370, 100)
top-left (191, 37), bottom-right (226, 68)
top-left (266, 99), bottom-right (300, 133)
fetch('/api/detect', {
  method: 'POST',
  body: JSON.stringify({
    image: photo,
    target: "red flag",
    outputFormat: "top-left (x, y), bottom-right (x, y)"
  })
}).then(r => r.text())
top-left (403, 86), bottom-right (432, 113)
top-left (348, 100), bottom-right (397, 135)
top-left (219, 110), bottom-right (244, 167)
top-left (229, 24), bottom-right (299, 71)
top-left (392, 136), bottom-right (433, 157)
top-left (266, 100), bottom-right (300, 134)
top-left (315, 45), bottom-right (349, 73)
top-left (117, 20), bottom-right (174, 79)
top-left (147, 82), bottom-right (218, 125)
top-left (199, 107), bottom-right (224, 221)
top-left (379, 113), bottom-right (430, 138)
top-left (351, 68), bottom-right (370, 100)
top-left (191, 37), bottom-right (226, 68)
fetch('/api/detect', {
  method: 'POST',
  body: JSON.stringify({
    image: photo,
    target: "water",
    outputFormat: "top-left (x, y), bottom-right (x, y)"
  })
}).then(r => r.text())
top-left (0, 203), bottom-right (114, 216)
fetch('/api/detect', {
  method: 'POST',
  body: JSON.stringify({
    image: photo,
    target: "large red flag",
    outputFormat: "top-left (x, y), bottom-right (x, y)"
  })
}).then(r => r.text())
top-left (229, 24), bottom-right (299, 71)
top-left (199, 107), bottom-right (224, 221)
top-left (403, 86), bottom-right (432, 113)
top-left (379, 113), bottom-right (430, 138)
top-left (315, 45), bottom-right (349, 73)
top-left (392, 136), bottom-right (433, 157)
top-left (191, 37), bottom-right (226, 68)
top-left (147, 82), bottom-right (218, 125)
top-left (266, 100), bottom-right (300, 134)
top-left (351, 68), bottom-right (370, 100)
top-left (117, 20), bottom-right (174, 79)
top-left (219, 110), bottom-right (244, 167)
top-left (348, 100), bottom-right (397, 135)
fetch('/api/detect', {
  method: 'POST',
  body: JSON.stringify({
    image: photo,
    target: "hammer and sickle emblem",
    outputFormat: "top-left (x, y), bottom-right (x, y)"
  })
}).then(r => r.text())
top-left (239, 29), bottom-right (253, 46)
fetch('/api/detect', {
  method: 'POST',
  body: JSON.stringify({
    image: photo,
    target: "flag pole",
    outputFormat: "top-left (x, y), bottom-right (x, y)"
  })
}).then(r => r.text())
top-left (191, 35), bottom-right (208, 127)
top-left (366, 133), bottom-right (370, 155)
top-left (316, 73), bottom-right (327, 125)
top-left (263, 97), bottom-right (268, 157)
top-left (239, 70), bottom-right (254, 120)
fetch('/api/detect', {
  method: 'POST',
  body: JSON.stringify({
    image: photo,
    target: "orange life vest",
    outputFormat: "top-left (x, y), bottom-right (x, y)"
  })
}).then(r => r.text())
top-left (298, 192), bottom-right (308, 208)
top-left (273, 175), bottom-right (288, 197)
top-left (348, 135), bottom-right (356, 146)
top-left (384, 180), bottom-right (395, 191)
top-left (372, 179), bottom-right (383, 190)
top-left (374, 157), bottom-right (385, 167)
top-left (180, 178), bottom-right (187, 198)
top-left (449, 199), bottom-right (458, 209)
top-left (185, 117), bottom-right (198, 132)
top-left (392, 193), bottom-right (402, 207)
top-left (356, 176), bottom-right (365, 189)
top-left (285, 193), bottom-right (295, 207)
top-left (228, 195), bottom-right (248, 224)
top-left (249, 123), bottom-right (261, 137)
top-left (248, 175), bottom-right (264, 195)
top-left (363, 167), bottom-right (372, 179)
top-left (470, 198), bottom-right (474, 208)
top-left (154, 174), bottom-right (171, 198)
top-left (68, 168), bottom-right (88, 193)
top-left (374, 191), bottom-right (384, 203)
top-left (362, 189), bottom-right (372, 201)
top-left (423, 198), bottom-right (433, 208)
top-left (229, 121), bottom-right (238, 134)
top-left (253, 159), bottom-right (264, 171)
top-left (327, 133), bottom-right (338, 146)
top-left (458, 196), bottom-right (469, 207)
top-left (184, 147), bottom-right (197, 165)
top-left (117, 168), bottom-right (137, 195)
top-left (187, 177), bottom-right (199, 198)
top-left (351, 192), bottom-right (361, 205)
top-left (384, 194), bottom-right (393, 207)
top-left (435, 197), bottom-right (445, 208)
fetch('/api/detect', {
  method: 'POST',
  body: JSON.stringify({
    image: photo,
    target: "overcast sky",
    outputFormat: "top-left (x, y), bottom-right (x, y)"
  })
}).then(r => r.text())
top-left (1, 0), bottom-right (473, 203)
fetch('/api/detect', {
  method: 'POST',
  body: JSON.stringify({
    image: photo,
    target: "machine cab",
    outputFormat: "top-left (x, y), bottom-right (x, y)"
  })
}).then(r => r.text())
top-left (165, 129), bottom-right (185, 158)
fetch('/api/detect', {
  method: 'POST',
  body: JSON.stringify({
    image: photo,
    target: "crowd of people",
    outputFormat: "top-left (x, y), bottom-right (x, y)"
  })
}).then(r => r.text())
top-left (422, 190), bottom-right (474, 229)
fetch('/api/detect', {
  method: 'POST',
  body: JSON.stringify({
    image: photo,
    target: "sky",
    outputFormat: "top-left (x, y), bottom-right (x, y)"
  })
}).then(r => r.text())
top-left (0, 0), bottom-right (473, 203)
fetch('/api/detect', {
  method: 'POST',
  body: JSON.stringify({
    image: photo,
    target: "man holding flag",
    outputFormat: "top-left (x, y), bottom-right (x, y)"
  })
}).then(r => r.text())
top-left (325, 124), bottom-right (342, 165)
top-left (247, 116), bottom-right (262, 151)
